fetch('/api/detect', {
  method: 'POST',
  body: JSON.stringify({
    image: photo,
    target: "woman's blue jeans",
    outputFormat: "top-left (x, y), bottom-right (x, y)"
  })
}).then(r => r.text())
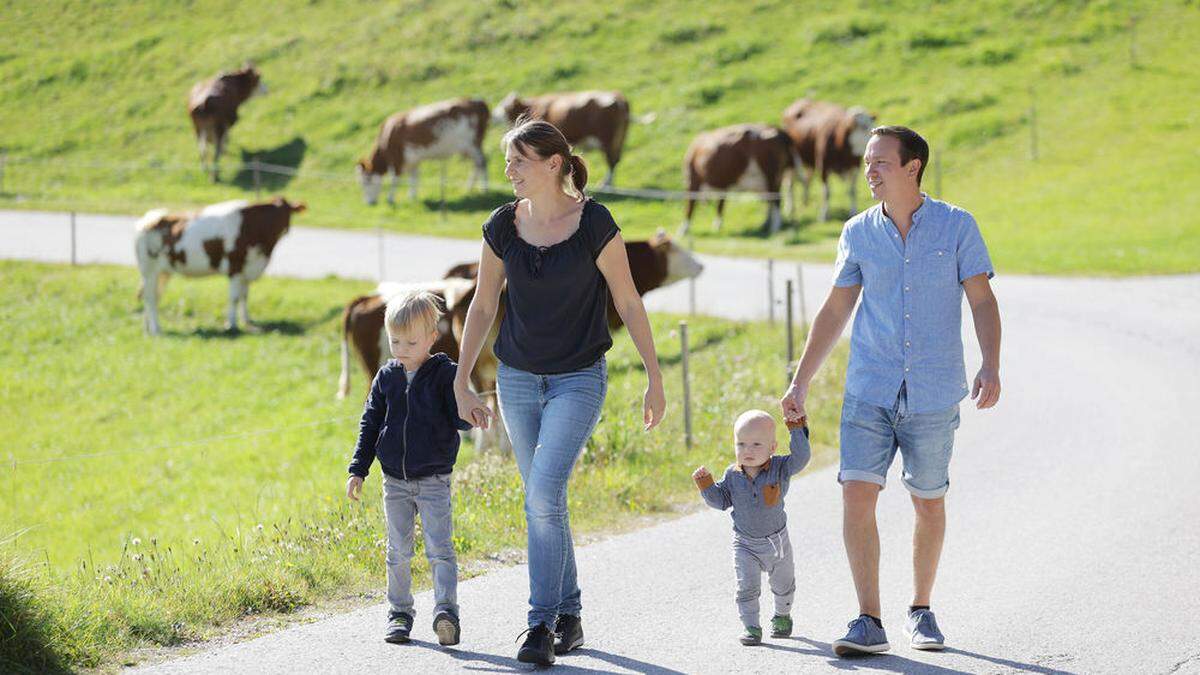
top-left (496, 357), bottom-right (607, 629)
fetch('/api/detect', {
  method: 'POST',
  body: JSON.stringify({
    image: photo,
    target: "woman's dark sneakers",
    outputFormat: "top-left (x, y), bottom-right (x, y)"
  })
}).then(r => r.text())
top-left (554, 614), bottom-right (584, 654)
top-left (433, 611), bottom-right (461, 646)
top-left (385, 611), bottom-right (413, 644)
top-left (517, 623), bottom-right (556, 666)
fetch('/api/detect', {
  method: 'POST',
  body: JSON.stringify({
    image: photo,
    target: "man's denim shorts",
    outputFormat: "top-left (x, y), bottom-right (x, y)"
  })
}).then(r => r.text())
top-left (838, 385), bottom-right (961, 499)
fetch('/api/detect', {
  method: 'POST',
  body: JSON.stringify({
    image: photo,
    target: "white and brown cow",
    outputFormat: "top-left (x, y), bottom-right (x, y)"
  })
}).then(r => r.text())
top-left (496, 91), bottom-right (630, 188)
top-left (337, 235), bottom-right (701, 447)
top-left (135, 198), bottom-right (304, 335)
top-left (336, 278), bottom-right (478, 400)
top-left (781, 99), bottom-right (875, 221)
top-left (356, 98), bottom-right (489, 205)
top-left (682, 124), bottom-right (794, 235)
top-left (336, 234), bottom-right (703, 449)
top-left (188, 64), bottom-right (266, 182)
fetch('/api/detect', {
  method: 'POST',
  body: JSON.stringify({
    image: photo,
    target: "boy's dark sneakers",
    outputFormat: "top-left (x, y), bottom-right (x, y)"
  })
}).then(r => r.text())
top-left (433, 611), bottom-right (460, 646)
top-left (517, 623), bottom-right (556, 666)
top-left (740, 625), bottom-right (763, 646)
top-left (771, 614), bottom-right (793, 638)
top-left (385, 611), bottom-right (413, 644)
top-left (553, 614), bottom-right (584, 655)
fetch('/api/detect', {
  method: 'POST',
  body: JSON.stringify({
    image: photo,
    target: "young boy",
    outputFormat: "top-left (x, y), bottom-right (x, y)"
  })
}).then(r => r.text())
top-left (345, 290), bottom-right (474, 646)
top-left (692, 409), bottom-right (811, 646)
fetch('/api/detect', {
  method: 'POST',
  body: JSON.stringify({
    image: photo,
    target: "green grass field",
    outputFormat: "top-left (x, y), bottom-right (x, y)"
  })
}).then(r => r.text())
top-left (1, 1), bottom-right (1197, 274)
top-left (0, 260), bottom-right (847, 671)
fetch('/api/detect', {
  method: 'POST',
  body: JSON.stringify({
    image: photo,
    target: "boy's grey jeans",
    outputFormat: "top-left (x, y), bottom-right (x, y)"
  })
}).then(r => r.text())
top-left (383, 473), bottom-right (458, 618)
top-left (733, 527), bottom-right (795, 627)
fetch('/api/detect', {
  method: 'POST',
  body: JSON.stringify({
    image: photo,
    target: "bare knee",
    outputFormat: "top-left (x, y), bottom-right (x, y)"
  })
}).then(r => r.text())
top-left (843, 481), bottom-right (880, 519)
top-left (911, 495), bottom-right (945, 520)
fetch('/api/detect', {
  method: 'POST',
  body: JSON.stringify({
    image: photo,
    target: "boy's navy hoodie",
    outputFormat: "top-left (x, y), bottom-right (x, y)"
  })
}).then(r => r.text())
top-left (347, 353), bottom-right (473, 480)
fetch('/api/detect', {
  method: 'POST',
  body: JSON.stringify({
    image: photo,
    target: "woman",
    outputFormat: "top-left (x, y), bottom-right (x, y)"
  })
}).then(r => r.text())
top-left (453, 118), bottom-right (666, 666)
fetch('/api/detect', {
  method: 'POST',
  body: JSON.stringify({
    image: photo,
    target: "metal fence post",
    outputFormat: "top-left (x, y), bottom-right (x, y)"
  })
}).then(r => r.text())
top-left (795, 263), bottom-right (808, 336)
top-left (785, 279), bottom-right (794, 386)
top-left (252, 159), bottom-right (262, 199)
top-left (680, 321), bottom-right (692, 450)
top-left (767, 258), bottom-right (775, 324)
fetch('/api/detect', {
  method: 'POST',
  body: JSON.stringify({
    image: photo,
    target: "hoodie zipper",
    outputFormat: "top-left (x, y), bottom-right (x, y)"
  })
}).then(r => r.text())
top-left (402, 370), bottom-right (411, 480)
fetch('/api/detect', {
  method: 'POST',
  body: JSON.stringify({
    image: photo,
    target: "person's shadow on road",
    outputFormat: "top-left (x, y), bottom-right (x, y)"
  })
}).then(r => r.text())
top-left (768, 637), bottom-right (1074, 675)
top-left (408, 640), bottom-right (688, 673)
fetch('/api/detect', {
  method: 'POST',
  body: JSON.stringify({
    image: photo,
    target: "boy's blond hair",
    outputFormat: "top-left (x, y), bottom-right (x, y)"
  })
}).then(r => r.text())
top-left (384, 290), bottom-right (443, 334)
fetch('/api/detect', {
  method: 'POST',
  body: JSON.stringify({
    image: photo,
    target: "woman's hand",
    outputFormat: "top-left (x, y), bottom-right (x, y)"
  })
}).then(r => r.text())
top-left (455, 383), bottom-right (496, 430)
top-left (643, 376), bottom-right (666, 431)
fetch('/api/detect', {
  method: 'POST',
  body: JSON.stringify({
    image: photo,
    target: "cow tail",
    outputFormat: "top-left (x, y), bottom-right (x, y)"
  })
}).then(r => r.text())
top-left (337, 301), bottom-right (355, 399)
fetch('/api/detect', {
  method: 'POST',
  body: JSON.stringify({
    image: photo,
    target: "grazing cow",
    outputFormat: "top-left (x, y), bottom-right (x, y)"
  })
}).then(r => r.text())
top-left (135, 198), bottom-right (304, 335)
top-left (495, 91), bottom-right (630, 188)
top-left (682, 124), bottom-right (794, 235)
top-left (780, 99), bottom-right (875, 221)
top-left (356, 98), bottom-right (490, 205)
top-left (335, 234), bottom-right (702, 450)
top-left (337, 278), bottom-right (478, 400)
top-left (188, 64), bottom-right (266, 181)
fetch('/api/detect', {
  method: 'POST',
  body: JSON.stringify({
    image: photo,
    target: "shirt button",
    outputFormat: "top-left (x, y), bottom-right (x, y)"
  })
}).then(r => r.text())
top-left (905, 313), bottom-right (911, 319)
top-left (906, 341), bottom-right (911, 347)
top-left (904, 286), bottom-right (910, 291)
top-left (905, 367), bottom-right (911, 372)
top-left (905, 258), bottom-right (910, 263)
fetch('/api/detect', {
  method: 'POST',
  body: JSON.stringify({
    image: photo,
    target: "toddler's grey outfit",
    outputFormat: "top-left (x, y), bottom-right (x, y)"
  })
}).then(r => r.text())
top-left (699, 426), bottom-right (810, 627)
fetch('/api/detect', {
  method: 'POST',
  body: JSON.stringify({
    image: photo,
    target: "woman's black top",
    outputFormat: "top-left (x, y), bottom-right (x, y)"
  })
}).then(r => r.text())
top-left (482, 197), bottom-right (620, 374)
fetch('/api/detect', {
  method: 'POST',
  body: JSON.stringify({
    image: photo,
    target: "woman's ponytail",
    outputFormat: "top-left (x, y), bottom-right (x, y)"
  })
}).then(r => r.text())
top-left (567, 154), bottom-right (588, 197)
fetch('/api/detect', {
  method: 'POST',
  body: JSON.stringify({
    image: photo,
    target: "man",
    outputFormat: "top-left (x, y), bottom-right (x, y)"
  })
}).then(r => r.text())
top-left (780, 126), bottom-right (1001, 655)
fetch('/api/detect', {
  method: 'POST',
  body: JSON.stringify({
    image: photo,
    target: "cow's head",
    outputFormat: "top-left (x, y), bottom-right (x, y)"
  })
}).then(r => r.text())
top-left (650, 229), bottom-right (704, 284)
top-left (238, 62), bottom-right (267, 98)
top-left (494, 92), bottom-right (526, 125)
top-left (356, 158), bottom-right (385, 205)
top-left (845, 106), bottom-right (876, 158)
top-left (271, 197), bottom-right (305, 239)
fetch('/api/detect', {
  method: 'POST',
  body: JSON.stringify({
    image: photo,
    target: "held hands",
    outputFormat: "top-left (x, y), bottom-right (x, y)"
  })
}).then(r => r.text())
top-left (780, 382), bottom-right (807, 425)
top-left (455, 383), bottom-right (497, 430)
top-left (346, 475), bottom-right (364, 502)
top-left (971, 366), bottom-right (1001, 409)
top-left (643, 378), bottom-right (666, 431)
top-left (692, 466), bottom-right (712, 489)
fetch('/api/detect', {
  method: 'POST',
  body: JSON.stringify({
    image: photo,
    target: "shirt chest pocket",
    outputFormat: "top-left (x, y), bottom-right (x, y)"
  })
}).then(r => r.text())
top-left (925, 248), bottom-right (959, 288)
top-left (762, 483), bottom-right (781, 507)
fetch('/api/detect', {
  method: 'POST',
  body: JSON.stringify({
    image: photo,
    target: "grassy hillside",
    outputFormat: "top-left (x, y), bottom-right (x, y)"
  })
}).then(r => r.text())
top-left (0, 260), bottom-right (847, 670)
top-left (0, 0), bottom-right (1197, 274)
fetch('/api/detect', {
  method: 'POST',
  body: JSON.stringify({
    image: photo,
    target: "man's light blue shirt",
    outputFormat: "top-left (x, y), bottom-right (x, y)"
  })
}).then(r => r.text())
top-left (832, 194), bottom-right (994, 413)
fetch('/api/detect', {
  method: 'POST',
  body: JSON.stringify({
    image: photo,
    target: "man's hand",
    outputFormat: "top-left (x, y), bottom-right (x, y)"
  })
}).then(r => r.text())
top-left (780, 382), bottom-right (808, 425)
top-left (346, 475), bottom-right (364, 501)
top-left (692, 466), bottom-right (712, 489)
top-left (971, 366), bottom-right (1001, 409)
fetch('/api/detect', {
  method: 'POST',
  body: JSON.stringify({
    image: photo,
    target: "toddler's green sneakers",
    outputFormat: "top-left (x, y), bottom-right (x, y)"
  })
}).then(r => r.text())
top-left (771, 614), bottom-right (793, 638)
top-left (740, 625), bottom-right (763, 646)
